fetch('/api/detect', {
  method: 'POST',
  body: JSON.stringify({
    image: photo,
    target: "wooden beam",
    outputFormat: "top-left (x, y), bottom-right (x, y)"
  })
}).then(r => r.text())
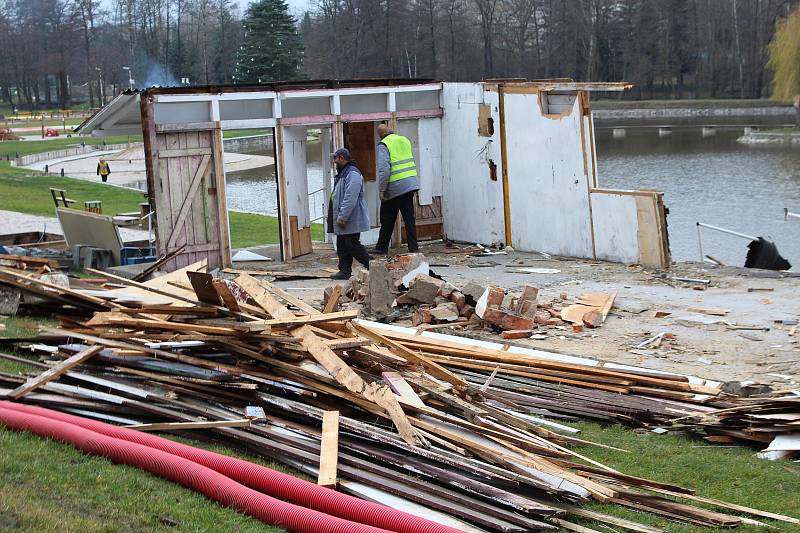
top-left (323, 285), bottom-right (342, 314)
top-left (317, 410), bottom-right (340, 488)
top-left (125, 419), bottom-right (251, 431)
top-left (212, 279), bottom-right (241, 312)
top-left (6, 346), bottom-right (103, 399)
top-left (349, 322), bottom-right (467, 391)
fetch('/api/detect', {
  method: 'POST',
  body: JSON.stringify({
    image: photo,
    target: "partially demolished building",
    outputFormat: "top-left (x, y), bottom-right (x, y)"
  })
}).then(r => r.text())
top-left (78, 79), bottom-right (670, 271)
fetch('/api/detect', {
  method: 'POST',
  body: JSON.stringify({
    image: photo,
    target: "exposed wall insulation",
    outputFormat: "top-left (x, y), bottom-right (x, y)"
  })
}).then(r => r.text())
top-left (502, 91), bottom-right (593, 257)
top-left (441, 84), bottom-right (505, 245)
top-left (416, 118), bottom-right (443, 206)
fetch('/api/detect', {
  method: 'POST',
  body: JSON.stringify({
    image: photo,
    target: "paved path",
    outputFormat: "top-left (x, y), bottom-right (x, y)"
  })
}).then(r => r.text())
top-left (0, 209), bottom-right (149, 242)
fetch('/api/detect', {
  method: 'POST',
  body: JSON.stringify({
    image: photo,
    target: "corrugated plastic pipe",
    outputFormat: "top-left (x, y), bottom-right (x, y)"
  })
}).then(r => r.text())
top-left (0, 405), bottom-right (393, 533)
top-left (0, 401), bottom-right (466, 533)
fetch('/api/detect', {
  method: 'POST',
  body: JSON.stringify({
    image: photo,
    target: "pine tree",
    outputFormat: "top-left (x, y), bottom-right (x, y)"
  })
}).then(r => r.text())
top-left (236, 0), bottom-right (304, 84)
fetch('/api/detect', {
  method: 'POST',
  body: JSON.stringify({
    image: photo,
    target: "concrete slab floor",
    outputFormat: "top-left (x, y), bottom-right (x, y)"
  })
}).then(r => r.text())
top-left (261, 240), bottom-right (800, 387)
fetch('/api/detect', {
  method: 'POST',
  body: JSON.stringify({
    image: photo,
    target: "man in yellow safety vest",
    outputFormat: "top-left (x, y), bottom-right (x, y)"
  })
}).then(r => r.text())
top-left (372, 123), bottom-right (420, 254)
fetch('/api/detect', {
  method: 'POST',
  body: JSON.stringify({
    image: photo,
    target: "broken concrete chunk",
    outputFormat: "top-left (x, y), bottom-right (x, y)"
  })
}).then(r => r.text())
top-left (368, 260), bottom-right (393, 316)
top-left (400, 254), bottom-right (430, 287)
top-left (462, 280), bottom-right (487, 306)
top-left (407, 274), bottom-right (445, 304)
top-left (460, 305), bottom-right (476, 319)
top-left (449, 290), bottom-right (466, 311)
top-left (412, 307), bottom-right (432, 326)
top-left (431, 302), bottom-right (460, 322)
top-left (439, 282), bottom-right (457, 299)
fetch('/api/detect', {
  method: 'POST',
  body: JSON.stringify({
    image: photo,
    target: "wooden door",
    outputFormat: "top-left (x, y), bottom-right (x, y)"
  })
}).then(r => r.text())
top-left (343, 122), bottom-right (376, 182)
top-left (150, 129), bottom-right (227, 271)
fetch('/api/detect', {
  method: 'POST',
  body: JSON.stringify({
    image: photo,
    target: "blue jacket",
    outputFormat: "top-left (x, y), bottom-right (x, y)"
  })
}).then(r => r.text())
top-left (377, 142), bottom-right (420, 200)
top-left (330, 162), bottom-right (370, 235)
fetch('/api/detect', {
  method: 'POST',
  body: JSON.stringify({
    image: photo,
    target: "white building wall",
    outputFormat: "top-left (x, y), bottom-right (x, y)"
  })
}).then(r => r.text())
top-left (441, 83), bottom-right (506, 245)
top-left (590, 192), bottom-right (640, 263)
top-left (282, 126), bottom-right (311, 228)
top-left (502, 91), bottom-right (594, 257)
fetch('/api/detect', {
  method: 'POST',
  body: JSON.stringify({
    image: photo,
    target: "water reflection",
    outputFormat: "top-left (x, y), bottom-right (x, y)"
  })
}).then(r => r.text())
top-left (225, 139), bottom-right (328, 222)
top-left (596, 126), bottom-right (800, 266)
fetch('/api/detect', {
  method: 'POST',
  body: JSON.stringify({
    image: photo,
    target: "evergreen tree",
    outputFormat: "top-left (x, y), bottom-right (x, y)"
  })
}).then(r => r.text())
top-left (236, 0), bottom-right (304, 84)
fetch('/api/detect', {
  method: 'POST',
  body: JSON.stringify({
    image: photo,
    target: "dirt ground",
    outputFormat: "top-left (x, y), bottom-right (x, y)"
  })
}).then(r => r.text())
top-left (258, 240), bottom-right (800, 389)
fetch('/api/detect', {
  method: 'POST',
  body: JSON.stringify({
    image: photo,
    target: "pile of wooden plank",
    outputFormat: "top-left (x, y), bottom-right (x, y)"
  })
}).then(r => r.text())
top-left (682, 395), bottom-right (800, 461)
top-left (1, 261), bottom-right (798, 531)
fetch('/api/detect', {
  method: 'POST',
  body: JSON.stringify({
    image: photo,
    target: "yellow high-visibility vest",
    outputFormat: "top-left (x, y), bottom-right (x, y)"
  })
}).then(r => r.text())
top-left (98, 160), bottom-right (110, 174)
top-left (381, 134), bottom-right (417, 183)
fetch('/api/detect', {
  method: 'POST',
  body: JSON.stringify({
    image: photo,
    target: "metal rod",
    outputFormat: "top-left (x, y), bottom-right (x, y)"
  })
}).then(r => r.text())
top-left (785, 208), bottom-right (800, 221)
top-left (697, 223), bottom-right (704, 263)
top-left (696, 222), bottom-right (756, 241)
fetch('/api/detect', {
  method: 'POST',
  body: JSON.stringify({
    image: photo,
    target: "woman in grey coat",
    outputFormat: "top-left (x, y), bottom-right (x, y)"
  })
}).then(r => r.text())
top-left (329, 148), bottom-right (371, 280)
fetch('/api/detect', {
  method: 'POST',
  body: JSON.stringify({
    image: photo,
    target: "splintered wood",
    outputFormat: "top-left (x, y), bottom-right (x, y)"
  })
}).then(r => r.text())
top-left (0, 262), bottom-right (797, 532)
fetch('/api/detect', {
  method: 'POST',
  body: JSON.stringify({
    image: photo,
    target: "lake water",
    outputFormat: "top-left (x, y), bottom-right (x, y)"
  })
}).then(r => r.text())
top-left (596, 125), bottom-right (800, 267)
top-left (225, 140), bottom-right (328, 223)
top-left (225, 125), bottom-right (800, 268)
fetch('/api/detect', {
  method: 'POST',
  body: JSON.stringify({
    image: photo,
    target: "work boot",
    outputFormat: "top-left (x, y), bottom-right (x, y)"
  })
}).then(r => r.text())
top-left (330, 271), bottom-right (351, 280)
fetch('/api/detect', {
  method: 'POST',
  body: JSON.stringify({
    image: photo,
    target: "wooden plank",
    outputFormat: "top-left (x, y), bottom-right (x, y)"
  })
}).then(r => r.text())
top-left (323, 285), bottom-right (342, 314)
top-left (289, 215), bottom-right (301, 258)
top-left (382, 372), bottom-right (426, 408)
top-left (165, 154), bottom-right (211, 248)
top-left (157, 147), bottom-right (212, 158)
top-left (259, 278), bottom-right (320, 315)
top-left (187, 270), bottom-right (222, 305)
top-left (317, 410), bottom-right (340, 488)
top-left (212, 279), bottom-right (241, 312)
top-left (293, 325), bottom-right (419, 446)
top-left (349, 321), bottom-right (467, 390)
top-left (6, 346), bottom-right (103, 399)
top-left (125, 419), bottom-right (251, 431)
top-left (251, 310), bottom-right (357, 329)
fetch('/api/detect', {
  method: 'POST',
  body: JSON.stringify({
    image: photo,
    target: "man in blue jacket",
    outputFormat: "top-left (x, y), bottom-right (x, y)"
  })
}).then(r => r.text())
top-left (328, 148), bottom-right (371, 280)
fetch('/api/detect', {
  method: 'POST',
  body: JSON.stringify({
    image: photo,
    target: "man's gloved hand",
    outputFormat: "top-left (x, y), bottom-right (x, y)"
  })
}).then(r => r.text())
top-left (336, 217), bottom-right (347, 227)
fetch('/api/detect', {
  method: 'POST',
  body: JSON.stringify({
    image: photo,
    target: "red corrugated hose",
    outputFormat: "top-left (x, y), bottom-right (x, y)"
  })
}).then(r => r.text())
top-left (0, 401), bottom-right (466, 533)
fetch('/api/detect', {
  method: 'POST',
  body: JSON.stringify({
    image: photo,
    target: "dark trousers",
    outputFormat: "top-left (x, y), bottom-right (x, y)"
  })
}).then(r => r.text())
top-left (337, 233), bottom-right (371, 275)
top-left (376, 191), bottom-right (418, 252)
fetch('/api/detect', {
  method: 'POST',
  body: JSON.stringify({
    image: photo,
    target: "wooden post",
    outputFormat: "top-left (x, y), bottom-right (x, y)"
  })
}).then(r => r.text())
top-left (317, 410), bottom-right (340, 488)
top-left (497, 85), bottom-right (513, 247)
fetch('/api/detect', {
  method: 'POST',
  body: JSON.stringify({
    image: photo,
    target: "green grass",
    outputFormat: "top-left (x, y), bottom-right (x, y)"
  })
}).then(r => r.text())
top-left (0, 136), bottom-right (141, 158)
top-left (762, 127), bottom-right (800, 134)
top-left (0, 425), bottom-right (288, 533)
top-left (570, 421), bottom-right (800, 531)
top-left (0, 163), bottom-right (322, 249)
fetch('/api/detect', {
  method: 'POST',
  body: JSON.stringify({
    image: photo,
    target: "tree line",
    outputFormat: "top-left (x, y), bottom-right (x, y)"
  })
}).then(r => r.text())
top-left (1, 0), bottom-right (798, 111)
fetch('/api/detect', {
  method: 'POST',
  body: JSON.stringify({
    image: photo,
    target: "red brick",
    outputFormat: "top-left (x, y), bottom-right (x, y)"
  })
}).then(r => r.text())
top-left (546, 318), bottom-right (561, 326)
top-left (501, 329), bottom-right (533, 339)
top-left (395, 293), bottom-right (418, 305)
top-left (582, 310), bottom-right (603, 328)
top-left (483, 307), bottom-right (507, 327)
top-left (501, 313), bottom-right (534, 331)
top-left (521, 285), bottom-right (539, 302)
top-left (486, 287), bottom-right (505, 307)
top-left (449, 290), bottom-right (466, 311)
top-left (547, 308), bottom-right (561, 318)
top-left (518, 299), bottom-right (538, 318)
top-left (412, 308), bottom-right (432, 326)
top-left (534, 310), bottom-right (551, 325)
top-left (572, 324), bottom-right (584, 333)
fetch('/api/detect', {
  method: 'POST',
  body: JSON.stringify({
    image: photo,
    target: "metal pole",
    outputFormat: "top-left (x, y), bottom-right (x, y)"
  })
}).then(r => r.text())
top-left (696, 222), bottom-right (756, 241)
top-left (696, 223), bottom-right (704, 263)
top-left (785, 208), bottom-right (800, 221)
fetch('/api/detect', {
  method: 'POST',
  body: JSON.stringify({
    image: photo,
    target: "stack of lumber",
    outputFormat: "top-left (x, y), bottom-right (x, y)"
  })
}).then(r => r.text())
top-left (682, 395), bottom-right (800, 461)
top-left (0, 262), bottom-right (798, 531)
